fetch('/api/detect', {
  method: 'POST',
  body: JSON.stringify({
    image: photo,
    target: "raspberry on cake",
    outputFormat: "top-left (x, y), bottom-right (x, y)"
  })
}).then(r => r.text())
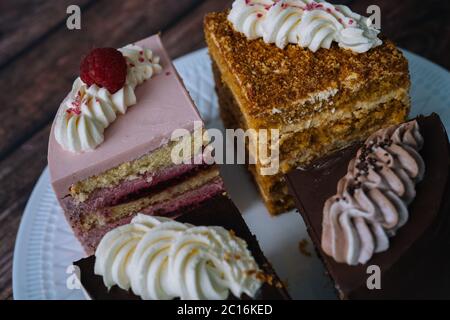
top-left (80, 48), bottom-right (127, 94)
top-left (204, 0), bottom-right (411, 214)
top-left (48, 35), bottom-right (224, 254)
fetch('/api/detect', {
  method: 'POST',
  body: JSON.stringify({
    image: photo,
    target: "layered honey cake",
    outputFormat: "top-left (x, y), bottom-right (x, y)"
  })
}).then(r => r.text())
top-left (48, 35), bottom-right (224, 254)
top-left (204, 0), bottom-right (410, 214)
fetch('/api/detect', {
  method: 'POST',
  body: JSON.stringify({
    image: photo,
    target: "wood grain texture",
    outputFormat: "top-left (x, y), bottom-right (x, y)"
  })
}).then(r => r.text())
top-left (0, 0), bottom-right (93, 67)
top-left (162, 0), bottom-right (234, 58)
top-left (0, 0), bottom-right (449, 300)
top-left (0, 125), bottom-right (50, 301)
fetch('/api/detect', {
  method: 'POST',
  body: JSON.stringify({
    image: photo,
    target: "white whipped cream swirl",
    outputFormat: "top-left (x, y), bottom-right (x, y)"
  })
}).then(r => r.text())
top-left (228, 0), bottom-right (382, 53)
top-left (54, 45), bottom-right (162, 153)
top-left (94, 214), bottom-right (263, 300)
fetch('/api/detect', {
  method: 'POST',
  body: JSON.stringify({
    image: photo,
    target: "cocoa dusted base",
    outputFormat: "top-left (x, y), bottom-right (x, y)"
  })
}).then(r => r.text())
top-left (286, 113), bottom-right (450, 299)
top-left (74, 194), bottom-right (291, 300)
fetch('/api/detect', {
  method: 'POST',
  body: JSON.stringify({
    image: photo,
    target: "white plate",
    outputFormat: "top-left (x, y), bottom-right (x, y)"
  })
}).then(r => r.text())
top-left (13, 48), bottom-right (450, 300)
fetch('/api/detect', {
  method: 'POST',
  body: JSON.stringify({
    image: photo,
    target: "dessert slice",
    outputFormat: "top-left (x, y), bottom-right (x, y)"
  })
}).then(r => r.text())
top-left (48, 35), bottom-right (224, 254)
top-left (204, 1), bottom-right (410, 214)
top-left (286, 114), bottom-right (450, 299)
top-left (74, 195), bottom-right (291, 300)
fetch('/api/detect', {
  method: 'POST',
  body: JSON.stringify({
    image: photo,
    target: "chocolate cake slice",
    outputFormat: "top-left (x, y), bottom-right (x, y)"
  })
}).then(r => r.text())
top-left (286, 113), bottom-right (450, 299)
top-left (74, 195), bottom-right (291, 300)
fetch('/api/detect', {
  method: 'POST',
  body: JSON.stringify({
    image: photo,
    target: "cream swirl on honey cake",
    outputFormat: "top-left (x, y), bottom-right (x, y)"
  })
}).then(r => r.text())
top-left (321, 121), bottom-right (425, 265)
top-left (94, 214), bottom-right (264, 300)
top-left (54, 45), bottom-right (161, 153)
top-left (228, 0), bottom-right (382, 52)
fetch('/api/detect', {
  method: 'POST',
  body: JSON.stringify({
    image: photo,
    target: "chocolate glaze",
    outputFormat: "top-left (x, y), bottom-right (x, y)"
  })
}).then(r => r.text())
top-left (286, 113), bottom-right (450, 299)
top-left (74, 194), bottom-right (291, 300)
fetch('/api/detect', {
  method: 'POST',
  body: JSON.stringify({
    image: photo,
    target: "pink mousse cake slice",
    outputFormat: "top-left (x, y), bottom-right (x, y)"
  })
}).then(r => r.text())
top-left (48, 35), bottom-right (224, 254)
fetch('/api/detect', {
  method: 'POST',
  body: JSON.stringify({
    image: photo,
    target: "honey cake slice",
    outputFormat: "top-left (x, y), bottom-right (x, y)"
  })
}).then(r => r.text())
top-left (204, 6), bottom-right (410, 214)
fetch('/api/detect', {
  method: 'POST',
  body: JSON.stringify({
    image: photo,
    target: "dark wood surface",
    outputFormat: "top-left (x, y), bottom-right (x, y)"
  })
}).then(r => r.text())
top-left (0, 0), bottom-right (449, 300)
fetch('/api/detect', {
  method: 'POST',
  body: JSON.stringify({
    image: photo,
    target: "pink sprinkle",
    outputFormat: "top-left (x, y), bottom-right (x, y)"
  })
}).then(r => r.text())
top-left (165, 71), bottom-right (171, 76)
top-left (338, 18), bottom-right (343, 23)
top-left (326, 8), bottom-right (332, 13)
top-left (349, 19), bottom-right (354, 24)
top-left (257, 13), bottom-right (263, 18)
top-left (71, 94), bottom-right (82, 108)
top-left (66, 107), bottom-right (81, 115)
top-left (138, 57), bottom-right (144, 62)
top-left (139, 51), bottom-right (143, 55)
top-left (305, 2), bottom-right (319, 11)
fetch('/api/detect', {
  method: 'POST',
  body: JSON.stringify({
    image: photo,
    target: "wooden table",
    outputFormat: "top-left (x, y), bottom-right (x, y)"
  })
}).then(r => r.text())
top-left (0, 0), bottom-right (449, 300)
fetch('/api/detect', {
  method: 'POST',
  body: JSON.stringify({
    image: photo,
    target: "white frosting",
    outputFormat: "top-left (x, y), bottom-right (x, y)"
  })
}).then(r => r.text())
top-left (228, 0), bottom-right (382, 53)
top-left (94, 214), bottom-right (263, 300)
top-left (54, 45), bottom-right (162, 153)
